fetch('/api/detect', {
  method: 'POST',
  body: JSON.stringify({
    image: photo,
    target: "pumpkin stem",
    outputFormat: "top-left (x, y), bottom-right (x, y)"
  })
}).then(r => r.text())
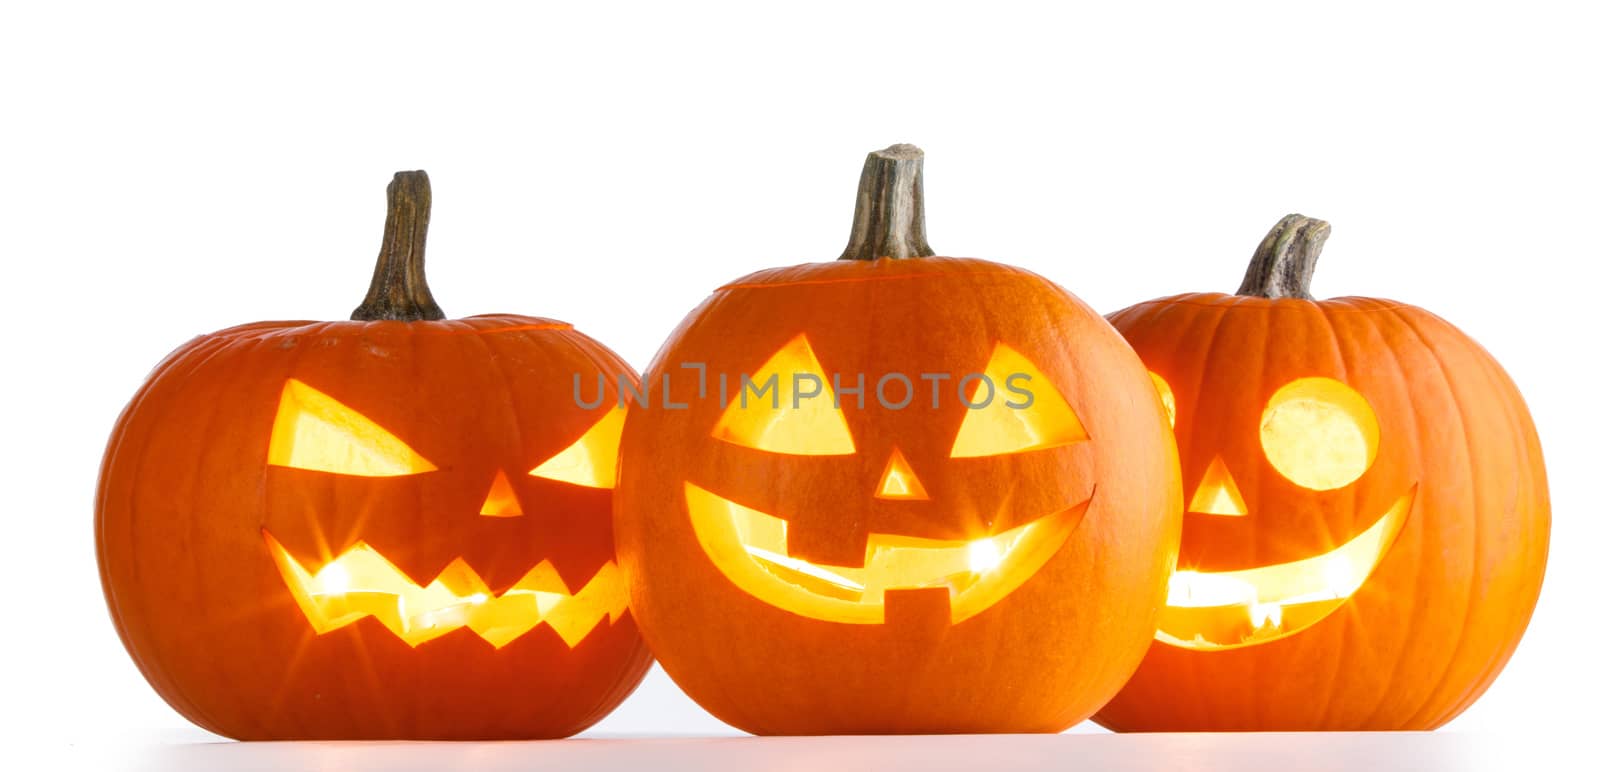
top-left (838, 144), bottom-right (935, 261)
top-left (1235, 214), bottom-right (1331, 300)
top-left (351, 171), bottom-right (446, 321)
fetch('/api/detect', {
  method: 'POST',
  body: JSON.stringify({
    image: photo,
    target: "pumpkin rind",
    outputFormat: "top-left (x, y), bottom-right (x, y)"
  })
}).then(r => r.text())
top-left (95, 174), bottom-right (651, 740)
top-left (613, 147), bottom-right (1182, 734)
top-left (1096, 218), bottom-right (1550, 731)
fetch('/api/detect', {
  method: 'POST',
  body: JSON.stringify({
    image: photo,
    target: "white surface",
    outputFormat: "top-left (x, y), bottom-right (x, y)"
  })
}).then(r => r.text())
top-left (50, 732), bottom-right (1581, 772)
top-left (1, 0), bottom-right (1597, 763)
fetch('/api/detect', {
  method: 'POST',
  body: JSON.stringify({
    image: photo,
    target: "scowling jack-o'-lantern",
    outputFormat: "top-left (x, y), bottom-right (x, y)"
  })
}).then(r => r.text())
top-left (614, 145), bottom-right (1182, 734)
top-left (1096, 215), bottom-right (1550, 731)
top-left (96, 172), bottom-right (650, 740)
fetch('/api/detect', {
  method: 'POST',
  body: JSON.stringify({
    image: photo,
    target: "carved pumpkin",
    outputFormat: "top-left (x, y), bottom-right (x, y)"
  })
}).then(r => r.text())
top-left (614, 145), bottom-right (1182, 734)
top-left (96, 172), bottom-right (650, 739)
top-left (1096, 215), bottom-right (1550, 730)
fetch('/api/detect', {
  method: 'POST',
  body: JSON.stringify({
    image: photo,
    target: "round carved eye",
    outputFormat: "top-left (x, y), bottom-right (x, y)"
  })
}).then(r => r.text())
top-left (1149, 372), bottom-right (1176, 429)
top-left (1259, 377), bottom-right (1379, 491)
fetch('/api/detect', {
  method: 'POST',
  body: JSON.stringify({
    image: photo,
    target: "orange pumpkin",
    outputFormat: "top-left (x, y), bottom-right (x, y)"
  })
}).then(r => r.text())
top-left (613, 145), bottom-right (1181, 734)
top-left (1096, 215), bottom-right (1550, 730)
top-left (96, 172), bottom-right (650, 739)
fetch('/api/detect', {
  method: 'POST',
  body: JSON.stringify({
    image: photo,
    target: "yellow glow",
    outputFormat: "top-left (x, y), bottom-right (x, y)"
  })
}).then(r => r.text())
top-left (949, 343), bottom-right (1087, 458)
top-left (684, 481), bottom-right (1085, 624)
top-left (1149, 371), bottom-right (1176, 429)
top-left (711, 334), bottom-right (855, 455)
top-left (1189, 456), bottom-right (1248, 516)
top-left (318, 560), bottom-right (351, 596)
top-left (529, 405), bottom-right (626, 489)
top-left (967, 538), bottom-right (1002, 573)
top-left (875, 448), bottom-right (929, 500)
top-left (1260, 377), bottom-right (1380, 491)
top-left (479, 470), bottom-right (523, 517)
top-left (264, 531), bottom-right (628, 648)
top-left (1156, 488), bottom-right (1413, 650)
top-left (267, 379), bottom-right (436, 477)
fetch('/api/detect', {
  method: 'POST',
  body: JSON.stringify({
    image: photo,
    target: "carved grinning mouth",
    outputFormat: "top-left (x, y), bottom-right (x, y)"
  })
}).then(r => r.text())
top-left (1156, 487), bottom-right (1415, 650)
top-left (263, 531), bottom-right (628, 649)
top-left (684, 482), bottom-right (1090, 624)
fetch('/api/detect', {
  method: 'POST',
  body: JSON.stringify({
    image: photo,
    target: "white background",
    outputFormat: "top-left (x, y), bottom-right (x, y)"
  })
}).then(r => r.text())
top-left (2, 0), bottom-right (1596, 763)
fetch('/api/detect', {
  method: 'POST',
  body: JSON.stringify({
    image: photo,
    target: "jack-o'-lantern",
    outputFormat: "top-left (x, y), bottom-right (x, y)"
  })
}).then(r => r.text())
top-left (613, 145), bottom-right (1182, 734)
top-left (96, 172), bottom-right (650, 740)
top-left (1096, 215), bottom-right (1550, 731)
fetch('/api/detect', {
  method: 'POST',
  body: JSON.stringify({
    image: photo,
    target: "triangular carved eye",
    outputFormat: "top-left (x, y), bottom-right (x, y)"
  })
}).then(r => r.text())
top-left (712, 334), bottom-right (856, 456)
top-left (530, 405), bottom-right (626, 489)
top-left (268, 379), bottom-right (436, 477)
top-left (949, 344), bottom-right (1087, 458)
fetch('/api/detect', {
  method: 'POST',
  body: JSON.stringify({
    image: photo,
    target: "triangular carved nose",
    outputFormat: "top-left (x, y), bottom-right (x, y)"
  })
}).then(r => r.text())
top-left (479, 470), bottom-right (524, 517)
top-left (1189, 456), bottom-right (1247, 516)
top-left (875, 447), bottom-right (929, 501)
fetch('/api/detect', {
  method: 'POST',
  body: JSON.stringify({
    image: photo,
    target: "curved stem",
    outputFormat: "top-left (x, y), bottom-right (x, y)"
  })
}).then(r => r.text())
top-left (1236, 214), bottom-right (1331, 300)
top-left (351, 171), bottom-right (446, 321)
top-left (838, 144), bottom-right (934, 261)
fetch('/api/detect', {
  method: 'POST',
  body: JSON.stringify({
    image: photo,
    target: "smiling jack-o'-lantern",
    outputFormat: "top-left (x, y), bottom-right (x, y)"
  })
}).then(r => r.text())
top-left (96, 172), bottom-right (650, 739)
top-left (614, 145), bottom-right (1181, 734)
top-left (1096, 215), bottom-right (1550, 731)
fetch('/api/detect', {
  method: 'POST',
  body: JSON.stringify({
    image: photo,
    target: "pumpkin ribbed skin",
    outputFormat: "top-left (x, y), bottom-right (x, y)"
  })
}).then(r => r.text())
top-left (97, 315), bottom-right (651, 739)
top-left (1096, 293), bottom-right (1550, 731)
top-left (615, 257), bottom-right (1182, 734)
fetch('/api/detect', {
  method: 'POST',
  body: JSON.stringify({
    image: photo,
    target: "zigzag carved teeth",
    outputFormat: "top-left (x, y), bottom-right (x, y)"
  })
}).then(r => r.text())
top-left (263, 531), bottom-right (628, 648)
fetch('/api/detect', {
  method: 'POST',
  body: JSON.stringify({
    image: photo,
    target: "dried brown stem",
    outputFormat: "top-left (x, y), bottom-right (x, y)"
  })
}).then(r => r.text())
top-left (351, 170), bottom-right (446, 321)
top-left (838, 144), bottom-right (934, 261)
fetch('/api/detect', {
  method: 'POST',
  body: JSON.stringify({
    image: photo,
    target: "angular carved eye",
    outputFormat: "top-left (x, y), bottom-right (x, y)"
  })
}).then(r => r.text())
top-left (1260, 377), bottom-right (1380, 491)
top-left (268, 379), bottom-right (436, 477)
top-left (949, 344), bottom-right (1088, 458)
top-left (712, 334), bottom-right (856, 456)
top-left (530, 405), bottom-right (627, 489)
